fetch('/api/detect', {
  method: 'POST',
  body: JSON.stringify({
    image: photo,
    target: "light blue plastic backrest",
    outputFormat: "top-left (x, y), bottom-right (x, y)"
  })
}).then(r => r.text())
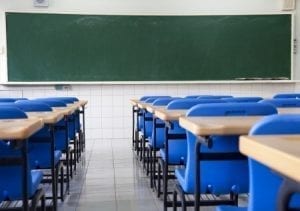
top-left (181, 103), bottom-right (277, 194)
top-left (273, 93), bottom-right (300, 99)
top-left (248, 114), bottom-right (300, 210)
top-left (224, 97), bottom-right (263, 103)
top-left (260, 99), bottom-right (300, 107)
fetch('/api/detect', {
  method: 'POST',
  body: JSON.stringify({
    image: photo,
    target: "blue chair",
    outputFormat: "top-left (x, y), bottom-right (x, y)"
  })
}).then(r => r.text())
top-left (138, 96), bottom-right (172, 164)
top-left (156, 99), bottom-right (227, 209)
top-left (31, 99), bottom-right (74, 186)
top-left (0, 106), bottom-right (45, 210)
top-left (135, 96), bottom-right (171, 155)
top-left (217, 114), bottom-right (300, 211)
top-left (273, 93), bottom-right (300, 99)
top-left (173, 103), bottom-right (277, 211)
top-left (36, 97), bottom-right (81, 168)
top-left (260, 98), bottom-right (300, 107)
top-left (15, 100), bottom-right (65, 202)
top-left (224, 97), bottom-right (263, 103)
top-left (146, 97), bottom-right (182, 188)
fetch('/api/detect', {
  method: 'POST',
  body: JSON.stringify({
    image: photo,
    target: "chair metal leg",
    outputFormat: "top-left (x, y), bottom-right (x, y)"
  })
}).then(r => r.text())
top-left (157, 160), bottom-right (162, 198)
top-left (146, 147), bottom-right (150, 176)
top-left (173, 188), bottom-right (178, 211)
top-left (30, 188), bottom-right (45, 211)
top-left (163, 160), bottom-right (168, 211)
top-left (174, 183), bottom-right (187, 211)
top-left (149, 147), bottom-right (154, 187)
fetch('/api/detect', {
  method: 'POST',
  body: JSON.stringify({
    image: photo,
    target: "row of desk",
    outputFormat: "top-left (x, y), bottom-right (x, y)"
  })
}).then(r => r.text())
top-left (0, 100), bottom-right (87, 211)
top-left (130, 98), bottom-right (300, 211)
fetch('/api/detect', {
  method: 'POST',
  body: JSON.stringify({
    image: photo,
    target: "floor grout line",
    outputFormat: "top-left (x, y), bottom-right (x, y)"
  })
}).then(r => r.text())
top-left (111, 140), bottom-right (118, 211)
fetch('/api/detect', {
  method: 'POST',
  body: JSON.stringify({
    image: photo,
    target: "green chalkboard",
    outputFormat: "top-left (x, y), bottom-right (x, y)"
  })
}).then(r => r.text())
top-left (6, 13), bottom-right (291, 82)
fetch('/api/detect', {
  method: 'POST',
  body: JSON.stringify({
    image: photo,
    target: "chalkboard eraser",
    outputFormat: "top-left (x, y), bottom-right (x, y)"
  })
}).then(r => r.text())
top-left (55, 84), bottom-right (72, 90)
top-left (270, 77), bottom-right (289, 80)
top-left (235, 77), bottom-right (262, 80)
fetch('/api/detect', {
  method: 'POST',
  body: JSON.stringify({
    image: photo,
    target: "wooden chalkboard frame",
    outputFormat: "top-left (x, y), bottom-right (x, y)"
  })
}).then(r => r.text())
top-left (6, 13), bottom-right (293, 83)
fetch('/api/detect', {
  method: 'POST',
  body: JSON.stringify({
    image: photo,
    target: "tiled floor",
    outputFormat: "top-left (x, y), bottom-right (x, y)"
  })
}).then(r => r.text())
top-left (58, 139), bottom-right (246, 211)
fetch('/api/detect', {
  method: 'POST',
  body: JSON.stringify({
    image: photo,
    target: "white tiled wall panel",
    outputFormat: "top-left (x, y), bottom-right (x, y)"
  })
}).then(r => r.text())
top-left (0, 82), bottom-right (298, 142)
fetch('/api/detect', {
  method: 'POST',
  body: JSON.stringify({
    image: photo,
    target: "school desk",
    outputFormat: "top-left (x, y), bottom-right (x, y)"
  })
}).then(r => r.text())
top-left (179, 116), bottom-right (263, 136)
top-left (0, 118), bottom-right (43, 211)
top-left (240, 135), bottom-right (300, 211)
top-left (178, 115), bottom-right (264, 211)
top-left (67, 100), bottom-right (88, 152)
top-left (152, 108), bottom-right (188, 207)
top-left (27, 110), bottom-right (65, 208)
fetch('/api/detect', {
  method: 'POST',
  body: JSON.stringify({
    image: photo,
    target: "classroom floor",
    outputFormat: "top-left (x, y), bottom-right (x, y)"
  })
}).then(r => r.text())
top-left (58, 139), bottom-right (245, 211)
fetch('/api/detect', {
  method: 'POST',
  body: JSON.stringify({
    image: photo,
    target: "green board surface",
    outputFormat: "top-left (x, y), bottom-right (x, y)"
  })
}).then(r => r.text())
top-left (6, 13), bottom-right (291, 82)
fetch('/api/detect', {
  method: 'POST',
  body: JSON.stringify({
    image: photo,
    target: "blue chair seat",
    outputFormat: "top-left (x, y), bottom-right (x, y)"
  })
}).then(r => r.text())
top-left (31, 170), bottom-right (44, 196)
top-left (175, 168), bottom-right (185, 190)
top-left (216, 206), bottom-right (247, 211)
top-left (0, 169), bottom-right (43, 200)
top-left (175, 161), bottom-right (248, 194)
top-left (159, 139), bottom-right (187, 164)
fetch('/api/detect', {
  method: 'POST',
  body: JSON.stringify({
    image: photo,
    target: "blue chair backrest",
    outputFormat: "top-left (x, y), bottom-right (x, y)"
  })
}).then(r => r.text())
top-left (0, 98), bottom-right (16, 103)
top-left (36, 97), bottom-right (74, 104)
top-left (0, 107), bottom-right (35, 200)
top-left (273, 93), bottom-right (300, 99)
top-left (0, 102), bottom-right (17, 107)
top-left (184, 95), bottom-right (213, 99)
top-left (152, 97), bottom-right (181, 106)
top-left (248, 114), bottom-right (300, 210)
top-left (260, 98), bottom-right (300, 107)
top-left (15, 100), bottom-right (53, 112)
top-left (53, 97), bottom-right (79, 102)
top-left (140, 96), bottom-right (171, 138)
top-left (150, 99), bottom-right (227, 149)
top-left (167, 99), bottom-right (226, 110)
top-left (32, 99), bottom-right (68, 150)
top-left (32, 99), bottom-right (67, 107)
top-left (181, 103), bottom-right (277, 194)
top-left (0, 106), bottom-right (27, 119)
top-left (12, 98), bottom-right (28, 101)
top-left (197, 95), bottom-right (233, 99)
top-left (167, 99), bottom-right (227, 135)
top-left (224, 97), bottom-right (263, 103)
top-left (139, 96), bottom-right (171, 102)
top-left (34, 98), bottom-right (77, 137)
top-left (187, 102), bottom-right (277, 116)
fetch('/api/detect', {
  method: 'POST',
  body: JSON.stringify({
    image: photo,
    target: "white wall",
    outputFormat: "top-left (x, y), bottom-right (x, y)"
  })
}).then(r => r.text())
top-left (0, 0), bottom-right (299, 141)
